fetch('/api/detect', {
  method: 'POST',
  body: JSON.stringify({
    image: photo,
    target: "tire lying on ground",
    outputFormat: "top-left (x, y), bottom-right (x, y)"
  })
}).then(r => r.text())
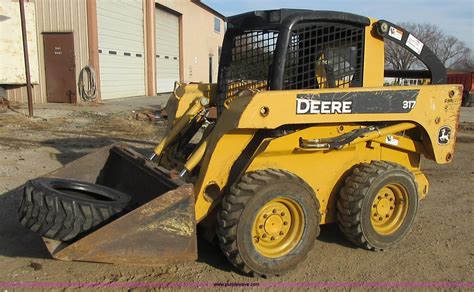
top-left (18, 178), bottom-right (131, 241)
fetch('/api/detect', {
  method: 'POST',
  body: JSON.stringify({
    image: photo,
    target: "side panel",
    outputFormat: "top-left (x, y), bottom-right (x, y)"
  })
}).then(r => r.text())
top-left (234, 85), bottom-right (462, 164)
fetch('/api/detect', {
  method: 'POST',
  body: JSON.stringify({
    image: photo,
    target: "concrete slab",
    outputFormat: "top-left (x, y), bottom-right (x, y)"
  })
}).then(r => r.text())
top-left (460, 107), bottom-right (474, 123)
top-left (8, 94), bottom-right (172, 120)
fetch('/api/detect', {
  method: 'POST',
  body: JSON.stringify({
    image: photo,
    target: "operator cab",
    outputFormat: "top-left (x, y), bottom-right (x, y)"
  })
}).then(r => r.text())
top-left (217, 9), bottom-right (446, 114)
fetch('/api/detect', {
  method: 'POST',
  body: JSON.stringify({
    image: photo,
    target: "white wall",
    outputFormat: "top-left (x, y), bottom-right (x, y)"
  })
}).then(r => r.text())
top-left (0, 2), bottom-right (39, 84)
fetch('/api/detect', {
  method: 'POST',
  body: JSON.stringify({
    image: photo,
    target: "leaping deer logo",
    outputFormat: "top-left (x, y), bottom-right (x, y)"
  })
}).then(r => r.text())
top-left (438, 127), bottom-right (451, 145)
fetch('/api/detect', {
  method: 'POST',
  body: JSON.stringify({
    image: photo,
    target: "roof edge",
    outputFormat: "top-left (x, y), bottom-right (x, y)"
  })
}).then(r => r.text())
top-left (191, 0), bottom-right (226, 20)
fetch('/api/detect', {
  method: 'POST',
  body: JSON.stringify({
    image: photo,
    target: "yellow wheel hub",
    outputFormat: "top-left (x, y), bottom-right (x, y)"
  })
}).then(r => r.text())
top-left (370, 183), bottom-right (409, 235)
top-left (252, 197), bottom-right (304, 258)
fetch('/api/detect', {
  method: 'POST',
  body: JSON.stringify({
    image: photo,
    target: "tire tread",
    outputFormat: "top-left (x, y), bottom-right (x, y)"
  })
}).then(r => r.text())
top-left (216, 169), bottom-right (320, 277)
top-left (18, 179), bottom-right (129, 241)
top-left (337, 161), bottom-right (416, 251)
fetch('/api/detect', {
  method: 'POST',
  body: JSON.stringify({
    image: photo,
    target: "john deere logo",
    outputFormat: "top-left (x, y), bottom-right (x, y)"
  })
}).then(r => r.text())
top-left (296, 98), bottom-right (352, 114)
top-left (438, 126), bottom-right (451, 145)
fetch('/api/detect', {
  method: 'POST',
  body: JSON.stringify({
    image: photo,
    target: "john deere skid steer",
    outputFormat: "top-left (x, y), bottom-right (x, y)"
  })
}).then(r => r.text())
top-left (18, 10), bottom-right (462, 276)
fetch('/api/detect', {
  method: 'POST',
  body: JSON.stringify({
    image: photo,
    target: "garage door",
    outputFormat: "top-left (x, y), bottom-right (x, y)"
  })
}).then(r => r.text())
top-left (97, 0), bottom-right (145, 100)
top-left (155, 8), bottom-right (180, 93)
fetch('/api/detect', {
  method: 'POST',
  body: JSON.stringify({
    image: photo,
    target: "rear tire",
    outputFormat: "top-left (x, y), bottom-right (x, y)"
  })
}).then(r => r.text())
top-left (337, 161), bottom-right (418, 251)
top-left (18, 178), bottom-right (131, 241)
top-left (217, 169), bottom-right (320, 277)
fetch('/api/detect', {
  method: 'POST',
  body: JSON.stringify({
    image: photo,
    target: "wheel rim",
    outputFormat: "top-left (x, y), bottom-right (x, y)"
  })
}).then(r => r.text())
top-left (251, 197), bottom-right (304, 258)
top-left (370, 183), bottom-right (409, 235)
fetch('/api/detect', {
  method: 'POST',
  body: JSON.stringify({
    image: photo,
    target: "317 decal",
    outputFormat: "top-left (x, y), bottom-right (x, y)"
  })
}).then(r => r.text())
top-left (402, 100), bottom-right (416, 109)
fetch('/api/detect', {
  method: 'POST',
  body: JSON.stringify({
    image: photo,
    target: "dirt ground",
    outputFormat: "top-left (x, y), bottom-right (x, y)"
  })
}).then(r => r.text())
top-left (0, 105), bottom-right (472, 290)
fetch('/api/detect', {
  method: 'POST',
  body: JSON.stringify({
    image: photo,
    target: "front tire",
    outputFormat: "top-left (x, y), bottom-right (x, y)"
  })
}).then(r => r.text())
top-left (217, 169), bottom-right (320, 277)
top-left (337, 161), bottom-right (418, 251)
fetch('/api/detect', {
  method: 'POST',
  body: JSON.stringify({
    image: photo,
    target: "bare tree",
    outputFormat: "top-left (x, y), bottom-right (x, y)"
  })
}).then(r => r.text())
top-left (385, 22), bottom-right (471, 70)
top-left (431, 36), bottom-right (471, 69)
top-left (452, 51), bottom-right (474, 71)
top-left (385, 39), bottom-right (418, 70)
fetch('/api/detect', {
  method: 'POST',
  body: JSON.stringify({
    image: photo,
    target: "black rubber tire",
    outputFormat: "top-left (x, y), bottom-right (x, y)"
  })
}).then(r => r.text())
top-left (337, 161), bottom-right (418, 251)
top-left (18, 178), bottom-right (131, 241)
top-left (216, 169), bottom-right (320, 277)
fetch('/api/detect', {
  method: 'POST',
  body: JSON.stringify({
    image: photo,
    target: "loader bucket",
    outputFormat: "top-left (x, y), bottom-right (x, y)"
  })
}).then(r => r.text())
top-left (41, 144), bottom-right (197, 266)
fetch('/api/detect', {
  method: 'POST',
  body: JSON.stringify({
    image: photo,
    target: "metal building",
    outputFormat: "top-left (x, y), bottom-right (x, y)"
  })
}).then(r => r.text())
top-left (2, 0), bottom-right (225, 103)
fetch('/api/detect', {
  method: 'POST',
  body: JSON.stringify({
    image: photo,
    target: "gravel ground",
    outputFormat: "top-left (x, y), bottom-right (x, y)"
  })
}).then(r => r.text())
top-left (0, 106), bottom-right (472, 290)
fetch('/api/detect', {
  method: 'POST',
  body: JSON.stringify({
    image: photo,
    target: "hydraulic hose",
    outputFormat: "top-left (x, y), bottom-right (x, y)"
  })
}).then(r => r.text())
top-left (78, 65), bottom-right (97, 102)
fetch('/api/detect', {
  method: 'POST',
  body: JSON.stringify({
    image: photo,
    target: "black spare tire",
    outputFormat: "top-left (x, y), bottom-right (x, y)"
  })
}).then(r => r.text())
top-left (18, 178), bottom-right (131, 241)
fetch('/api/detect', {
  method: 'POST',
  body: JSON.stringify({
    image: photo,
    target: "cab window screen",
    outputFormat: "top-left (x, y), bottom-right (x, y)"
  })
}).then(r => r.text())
top-left (284, 22), bottom-right (364, 89)
top-left (223, 31), bottom-right (278, 99)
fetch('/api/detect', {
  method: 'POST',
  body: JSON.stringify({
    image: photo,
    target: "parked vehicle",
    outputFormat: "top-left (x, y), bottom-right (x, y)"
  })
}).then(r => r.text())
top-left (447, 72), bottom-right (473, 107)
top-left (18, 9), bottom-right (462, 277)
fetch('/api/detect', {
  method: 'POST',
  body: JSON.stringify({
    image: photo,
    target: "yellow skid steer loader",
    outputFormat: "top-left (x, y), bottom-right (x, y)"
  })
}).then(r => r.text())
top-left (18, 10), bottom-right (462, 276)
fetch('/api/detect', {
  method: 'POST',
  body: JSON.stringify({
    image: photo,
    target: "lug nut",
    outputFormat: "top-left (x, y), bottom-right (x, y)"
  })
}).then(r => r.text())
top-left (379, 217), bottom-right (383, 221)
top-left (254, 237), bottom-right (259, 243)
top-left (281, 212), bottom-right (285, 216)
top-left (378, 196), bottom-right (382, 200)
top-left (385, 193), bottom-right (388, 197)
top-left (263, 214), bottom-right (268, 219)
top-left (390, 206), bottom-right (394, 210)
top-left (373, 204), bottom-right (377, 208)
top-left (279, 231), bottom-right (284, 236)
top-left (259, 225), bottom-right (263, 229)
top-left (386, 214), bottom-right (390, 218)
top-left (283, 221), bottom-right (288, 226)
top-left (262, 234), bottom-right (267, 238)
top-left (270, 236), bottom-right (275, 241)
top-left (272, 209), bottom-right (277, 214)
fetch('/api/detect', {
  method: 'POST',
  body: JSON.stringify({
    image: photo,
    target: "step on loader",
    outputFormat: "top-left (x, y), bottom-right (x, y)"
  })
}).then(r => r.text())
top-left (18, 9), bottom-right (462, 276)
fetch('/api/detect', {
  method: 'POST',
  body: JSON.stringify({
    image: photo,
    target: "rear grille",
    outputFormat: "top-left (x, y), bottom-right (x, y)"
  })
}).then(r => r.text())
top-left (284, 23), bottom-right (364, 90)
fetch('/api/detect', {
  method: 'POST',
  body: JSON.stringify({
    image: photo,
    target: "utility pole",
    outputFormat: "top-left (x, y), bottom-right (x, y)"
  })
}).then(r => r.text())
top-left (19, 0), bottom-right (34, 117)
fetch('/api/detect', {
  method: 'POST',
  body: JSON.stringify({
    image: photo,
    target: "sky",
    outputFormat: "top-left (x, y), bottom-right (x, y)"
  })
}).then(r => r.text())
top-left (204, 0), bottom-right (474, 50)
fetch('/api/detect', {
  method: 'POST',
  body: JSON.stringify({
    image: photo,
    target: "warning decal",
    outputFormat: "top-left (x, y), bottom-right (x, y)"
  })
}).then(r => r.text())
top-left (385, 135), bottom-right (400, 146)
top-left (406, 34), bottom-right (424, 55)
top-left (388, 27), bottom-right (403, 41)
